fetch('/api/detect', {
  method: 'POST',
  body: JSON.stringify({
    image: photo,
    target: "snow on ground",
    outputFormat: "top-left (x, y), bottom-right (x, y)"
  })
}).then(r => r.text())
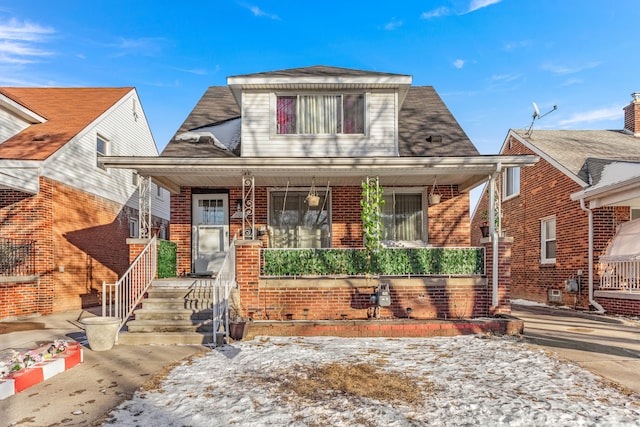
top-left (102, 335), bottom-right (640, 426)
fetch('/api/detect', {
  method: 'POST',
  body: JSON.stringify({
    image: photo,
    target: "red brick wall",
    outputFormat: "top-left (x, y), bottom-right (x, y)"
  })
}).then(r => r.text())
top-left (233, 241), bottom-right (504, 320)
top-left (597, 296), bottom-right (640, 317)
top-left (1, 177), bottom-right (138, 318)
top-left (473, 135), bottom-right (630, 310)
top-left (171, 184), bottom-right (470, 275)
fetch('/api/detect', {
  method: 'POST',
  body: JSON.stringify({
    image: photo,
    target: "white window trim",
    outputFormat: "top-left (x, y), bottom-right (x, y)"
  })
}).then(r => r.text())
top-left (267, 187), bottom-right (333, 247)
top-left (381, 187), bottom-right (428, 245)
top-left (96, 134), bottom-right (109, 171)
top-left (540, 215), bottom-right (556, 264)
top-left (502, 167), bottom-right (520, 201)
top-left (272, 92), bottom-right (369, 137)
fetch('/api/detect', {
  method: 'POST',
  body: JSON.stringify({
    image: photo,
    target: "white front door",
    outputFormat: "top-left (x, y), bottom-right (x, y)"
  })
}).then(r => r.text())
top-left (192, 194), bottom-right (229, 275)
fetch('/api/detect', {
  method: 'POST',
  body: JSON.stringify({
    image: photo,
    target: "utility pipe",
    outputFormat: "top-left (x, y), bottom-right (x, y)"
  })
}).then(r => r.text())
top-left (579, 198), bottom-right (605, 313)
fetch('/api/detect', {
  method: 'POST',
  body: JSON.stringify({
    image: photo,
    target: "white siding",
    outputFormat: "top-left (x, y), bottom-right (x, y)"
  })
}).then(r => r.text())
top-left (0, 108), bottom-right (30, 144)
top-left (241, 90), bottom-right (398, 157)
top-left (42, 90), bottom-right (168, 219)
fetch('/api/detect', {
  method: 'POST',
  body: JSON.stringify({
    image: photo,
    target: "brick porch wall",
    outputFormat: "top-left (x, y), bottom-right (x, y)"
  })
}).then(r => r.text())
top-left (234, 238), bottom-right (507, 321)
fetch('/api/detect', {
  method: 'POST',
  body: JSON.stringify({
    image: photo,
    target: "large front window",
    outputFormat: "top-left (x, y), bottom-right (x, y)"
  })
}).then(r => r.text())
top-left (381, 193), bottom-right (423, 242)
top-left (277, 94), bottom-right (365, 135)
top-left (269, 191), bottom-right (330, 248)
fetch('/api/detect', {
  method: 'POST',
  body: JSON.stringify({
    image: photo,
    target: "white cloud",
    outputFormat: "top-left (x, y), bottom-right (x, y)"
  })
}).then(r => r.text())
top-left (504, 40), bottom-right (531, 51)
top-left (0, 18), bottom-right (54, 42)
top-left (490, 73), bottom-right (521, 83)
top-left (453, 59), bottom-right (465, 69)
top-left (421, 7), bottom-right (451, 19)
top-left (0, 18), bottom-right (54, 64)
top-left (244, 4), bottom-right (281, 20)
top-left (468, 0), bottom-right (502, 13)
top-left (558, 106), bottom-right (623, 126)
top-left (541, 61), bottom-right (601, 75)
top-left (108, 37), bottom-right (169, 57)
top-left (384, 18), bottom-right (403, 30)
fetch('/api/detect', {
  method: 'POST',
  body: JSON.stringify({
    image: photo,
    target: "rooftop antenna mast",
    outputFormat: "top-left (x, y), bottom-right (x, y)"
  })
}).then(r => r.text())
top-left (526, 102), bottom-right (557, 136)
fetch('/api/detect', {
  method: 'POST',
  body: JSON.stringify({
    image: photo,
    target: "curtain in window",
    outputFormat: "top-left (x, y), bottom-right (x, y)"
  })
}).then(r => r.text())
top-left (269, 192), bottom-right (330, 248)
top-left (382, 193), bottom-right (422, 241)
top-left (343, 94), bottom-right (365, 134)
top-left (277, 96), bottom-right (297, 134)
top-left (299, 95), bottom-right (339, 134)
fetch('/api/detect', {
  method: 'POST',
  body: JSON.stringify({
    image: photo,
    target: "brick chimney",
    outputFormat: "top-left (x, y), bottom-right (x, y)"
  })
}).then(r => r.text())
top-left (624, 92), bottom-right (640, 137)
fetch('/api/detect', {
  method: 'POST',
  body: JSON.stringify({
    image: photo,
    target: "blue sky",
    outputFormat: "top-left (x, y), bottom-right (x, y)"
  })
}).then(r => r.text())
top-left (1, 1), bottom-right (638, 159)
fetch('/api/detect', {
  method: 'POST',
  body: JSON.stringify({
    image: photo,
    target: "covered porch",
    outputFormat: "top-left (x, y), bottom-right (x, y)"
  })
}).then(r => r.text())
top-left (102, 155), bottom-right (536, 321)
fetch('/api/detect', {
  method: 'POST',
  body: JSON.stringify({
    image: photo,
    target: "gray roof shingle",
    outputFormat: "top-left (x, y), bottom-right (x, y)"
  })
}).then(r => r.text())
top-left (161, 68), bottom-right (478, 158)
top-left (512, 129), bottom-right (640, 183)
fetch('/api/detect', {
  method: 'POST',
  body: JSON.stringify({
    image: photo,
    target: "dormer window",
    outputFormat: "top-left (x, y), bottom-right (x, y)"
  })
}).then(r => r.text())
top-left (276, 94), bottom-right (365, 135)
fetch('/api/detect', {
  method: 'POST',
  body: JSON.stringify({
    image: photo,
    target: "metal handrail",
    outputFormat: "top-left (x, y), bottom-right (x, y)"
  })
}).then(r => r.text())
top-left (102, 236), bottom-right (158, 331)
top-left (209, 236), bottom-right (237, 347)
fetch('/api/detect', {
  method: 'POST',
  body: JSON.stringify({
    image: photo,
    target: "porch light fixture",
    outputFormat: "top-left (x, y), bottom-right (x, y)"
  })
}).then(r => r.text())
top-left (235, 199), bottom-right (242, 212)
top-left (406, 307), bottom-right (413, 319)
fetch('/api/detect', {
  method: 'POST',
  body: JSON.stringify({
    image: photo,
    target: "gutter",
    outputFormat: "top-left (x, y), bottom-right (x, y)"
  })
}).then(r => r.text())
top-left (579, 198), bottom-right (605, 313)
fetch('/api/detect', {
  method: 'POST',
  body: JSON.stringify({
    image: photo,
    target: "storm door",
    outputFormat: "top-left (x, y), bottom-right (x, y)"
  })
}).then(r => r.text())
top-left (192, 194), bottom-right (229, 275)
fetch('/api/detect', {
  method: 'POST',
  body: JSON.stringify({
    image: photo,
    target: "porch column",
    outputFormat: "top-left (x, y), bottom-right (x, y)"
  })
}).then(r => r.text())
top-left (138, 175), bottom-right (152, 239)
top-left (235, 239), bottom-right (262, 319)
top-left (482, 236), bottom-right (513, 315)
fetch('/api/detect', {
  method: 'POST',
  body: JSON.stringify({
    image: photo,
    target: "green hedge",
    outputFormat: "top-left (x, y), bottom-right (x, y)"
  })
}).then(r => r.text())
top-left (157, 240), bottom-right (177, 278)
top-left (262, 247), bottom-right (484, 277)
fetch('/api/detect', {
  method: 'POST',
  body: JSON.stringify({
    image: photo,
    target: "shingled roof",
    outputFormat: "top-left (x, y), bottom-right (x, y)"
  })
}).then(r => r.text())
top-left (161, 68), bottom-right (478, 157)
top-left (0, 87), bottom-right (133, 161)
top-left (511, 129), bottom-right (640, 184)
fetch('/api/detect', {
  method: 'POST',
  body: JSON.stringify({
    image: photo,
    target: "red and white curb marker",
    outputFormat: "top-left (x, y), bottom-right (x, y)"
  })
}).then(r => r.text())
top-left (0, 343), bottom-right (83, 400)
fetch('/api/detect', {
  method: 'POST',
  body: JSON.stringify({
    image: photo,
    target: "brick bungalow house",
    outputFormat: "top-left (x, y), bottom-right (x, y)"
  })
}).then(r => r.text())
top-left (102, 66), bottom-right (536, 322)
top-left (0, 87), bottom-right (169, 319)
top-left (471, 92), bottom-right (640, 317)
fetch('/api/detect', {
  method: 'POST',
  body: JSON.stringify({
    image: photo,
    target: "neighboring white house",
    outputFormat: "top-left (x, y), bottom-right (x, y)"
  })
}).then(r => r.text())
top-left (0, 87), bottom-right (169, 318)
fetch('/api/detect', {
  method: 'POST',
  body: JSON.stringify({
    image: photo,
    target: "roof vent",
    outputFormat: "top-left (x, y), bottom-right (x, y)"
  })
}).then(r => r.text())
top-left (426, 135), bottom-right (442, 143)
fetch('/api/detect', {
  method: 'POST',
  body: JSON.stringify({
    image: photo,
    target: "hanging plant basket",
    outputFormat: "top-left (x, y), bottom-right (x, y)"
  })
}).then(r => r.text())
top-left (305, 194), bottom-right (320, 207)
top-left (306, 178), bottom-right (320, 207)
top-left (429, 177), bottom-right (441, 206)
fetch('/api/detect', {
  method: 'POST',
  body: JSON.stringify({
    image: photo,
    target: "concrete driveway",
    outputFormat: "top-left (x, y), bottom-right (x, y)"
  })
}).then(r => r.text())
top-left (512, 303), bottom-right (640, 394)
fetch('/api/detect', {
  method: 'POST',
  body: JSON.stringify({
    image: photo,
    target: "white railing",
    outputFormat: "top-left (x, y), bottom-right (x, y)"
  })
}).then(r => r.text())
top-left (598, 253), bottom-right (640, 291)
top-left (102, 236), bottom-right (158, 331)
top-left (212, 237), bottom-right (236, 347)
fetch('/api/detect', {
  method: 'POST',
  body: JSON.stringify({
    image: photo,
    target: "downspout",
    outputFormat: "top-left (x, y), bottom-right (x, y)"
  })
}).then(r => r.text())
top-left (579, 198), bottom-right (605, 313)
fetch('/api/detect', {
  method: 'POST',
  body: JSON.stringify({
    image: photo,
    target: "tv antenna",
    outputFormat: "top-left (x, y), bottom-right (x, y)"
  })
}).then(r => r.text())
top-left (526, 102), bottom-right (557, 136)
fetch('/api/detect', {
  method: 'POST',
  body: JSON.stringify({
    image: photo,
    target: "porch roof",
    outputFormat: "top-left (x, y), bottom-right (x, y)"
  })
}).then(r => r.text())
top-left (100, 155), bottom-right (538, 194)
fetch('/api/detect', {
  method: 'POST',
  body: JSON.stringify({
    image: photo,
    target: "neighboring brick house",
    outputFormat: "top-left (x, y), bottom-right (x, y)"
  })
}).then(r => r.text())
top-left (0, 87), bottom-right (169, 319)
top-left (471, 93), bottom-right (640, 316)
top-left (103, 65), bottom-right (535, 321)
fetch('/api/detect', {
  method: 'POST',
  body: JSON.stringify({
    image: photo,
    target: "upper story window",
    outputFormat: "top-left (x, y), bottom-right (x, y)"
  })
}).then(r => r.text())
top-left (503, 167), bottom-right (520, 199)
top-left (541, 216), bottom-right (556, 264)
top-left (632, 208), bottom-right (640, 220)
top-left (276, 94), bottom-right (365, 135)
top-left (96, 135), bottom-right (108, 170)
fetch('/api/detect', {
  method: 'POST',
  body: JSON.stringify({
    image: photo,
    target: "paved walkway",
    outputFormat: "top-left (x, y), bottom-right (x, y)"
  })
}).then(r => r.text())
top-left (0, 309), bottom-right (208, 427)
top-left (512, 303), bottom-right (640, 394)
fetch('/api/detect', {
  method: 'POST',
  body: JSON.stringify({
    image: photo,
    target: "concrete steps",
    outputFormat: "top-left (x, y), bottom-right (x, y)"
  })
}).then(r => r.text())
top-left (118, 279), bottom-right (220, 345)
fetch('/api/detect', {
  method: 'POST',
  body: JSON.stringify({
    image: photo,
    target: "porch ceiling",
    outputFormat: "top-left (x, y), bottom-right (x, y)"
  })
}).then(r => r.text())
top-left (100, 155), bottom-right (538, 194)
